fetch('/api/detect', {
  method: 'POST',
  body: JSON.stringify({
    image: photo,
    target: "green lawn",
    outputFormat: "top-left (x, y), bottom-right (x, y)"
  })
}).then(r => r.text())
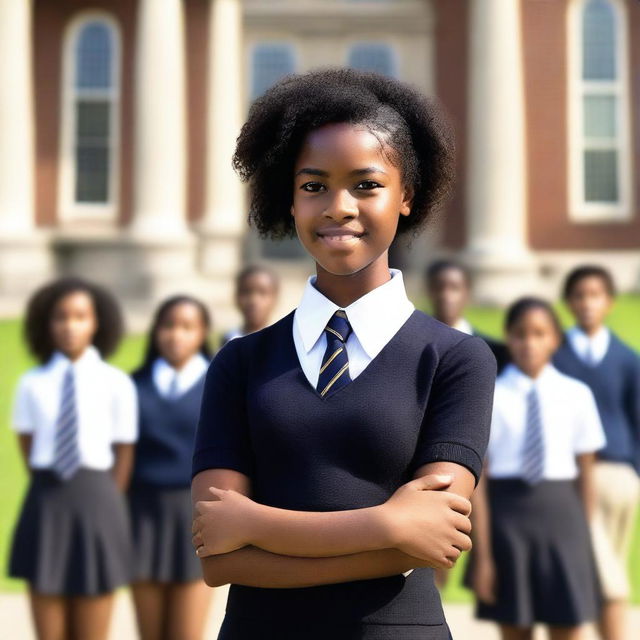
top-left (1, 296), bottom-right (639, 599)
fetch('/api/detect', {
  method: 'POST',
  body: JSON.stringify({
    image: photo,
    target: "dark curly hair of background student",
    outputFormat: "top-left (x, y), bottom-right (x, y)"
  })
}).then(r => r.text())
top-left (24, 277), bottom-right (124, 363)
top-left (233, 67), bottom-right (455, 240)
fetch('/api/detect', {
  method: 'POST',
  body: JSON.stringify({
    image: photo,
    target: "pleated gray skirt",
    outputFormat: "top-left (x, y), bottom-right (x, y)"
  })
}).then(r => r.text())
top-left (9, 468), bottom-right (133, 596)
top-left (466, 479), bottom-right (601, 627)
top-left (128, 484), bottom-right (202, 583)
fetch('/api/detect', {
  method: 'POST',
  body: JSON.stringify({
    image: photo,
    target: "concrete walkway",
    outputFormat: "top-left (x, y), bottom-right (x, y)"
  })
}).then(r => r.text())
top-left (1, 588), bottom-right (638, 639)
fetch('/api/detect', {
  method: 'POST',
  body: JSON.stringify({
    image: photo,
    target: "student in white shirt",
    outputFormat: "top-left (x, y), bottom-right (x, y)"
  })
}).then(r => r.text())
top-left (9, 277), bottom-right (137, 640)
top-left (468, 297), bottom-right (605, 640)
top-left (128, 295), bottom-right (213, 640)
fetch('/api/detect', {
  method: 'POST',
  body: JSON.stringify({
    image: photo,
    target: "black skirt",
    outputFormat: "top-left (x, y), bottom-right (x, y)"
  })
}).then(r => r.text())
top-left (217, 615), bottom-right (453, 640)
top-left (8, 468), bottom-right (133, 596)
top-left (466, 479), bottom-right (601, 627)
top-left (128, 484), bottom-right (202, 583)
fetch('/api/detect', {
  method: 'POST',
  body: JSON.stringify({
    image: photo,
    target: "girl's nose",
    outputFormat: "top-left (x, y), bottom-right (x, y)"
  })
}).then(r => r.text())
top-left (324, 189), bottom-right (358, 219)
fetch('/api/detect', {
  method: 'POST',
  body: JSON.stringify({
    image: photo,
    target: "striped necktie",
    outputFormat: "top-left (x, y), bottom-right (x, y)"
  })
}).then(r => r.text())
top-left (317, 310), bottom-right (353, 398)
top-left (52, 365), bottom-right (81, 481)
top-left (521, 385), bottom-right (545, 486)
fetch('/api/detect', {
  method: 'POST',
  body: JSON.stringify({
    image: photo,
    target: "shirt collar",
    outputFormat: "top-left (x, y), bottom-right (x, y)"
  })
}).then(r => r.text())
top-left (155, 353), bottom-right (208, 381)
top-left (452, 318), bottom-right (474, 335)
top-left (294, 268), bottom-right (415, 359)
top-left (502, 362), bottom-right (557, 393)
top-left (567, 326), bottom-right (610, 352)
top-left (48, 344), bottom-right (101, 372)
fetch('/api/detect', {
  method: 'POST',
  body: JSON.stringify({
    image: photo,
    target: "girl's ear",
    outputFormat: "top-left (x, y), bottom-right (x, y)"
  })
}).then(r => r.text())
top-left (400, 185), bottom-right (414, 218)
top-left (290, 205), bottom-right (295, 218)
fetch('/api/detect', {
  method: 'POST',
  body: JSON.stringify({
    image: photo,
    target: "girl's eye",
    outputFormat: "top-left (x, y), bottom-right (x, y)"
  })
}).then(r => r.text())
top-left (356, 180), bottom-right (382, 190)
top-left (300, 182), bottom-right (325, 192)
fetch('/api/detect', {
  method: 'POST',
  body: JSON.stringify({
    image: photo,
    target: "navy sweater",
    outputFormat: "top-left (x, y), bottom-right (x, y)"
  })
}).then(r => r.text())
top-left (131, 368), bottom-right (206, 488)
top-left (192, 309), bottom-right (496, 633)
top-left (554, 333), bottom-right (640, 474)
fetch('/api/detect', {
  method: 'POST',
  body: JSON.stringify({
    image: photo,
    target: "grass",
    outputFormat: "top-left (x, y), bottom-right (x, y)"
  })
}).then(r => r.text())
top-left (1, 296), bottom-right (639, 600)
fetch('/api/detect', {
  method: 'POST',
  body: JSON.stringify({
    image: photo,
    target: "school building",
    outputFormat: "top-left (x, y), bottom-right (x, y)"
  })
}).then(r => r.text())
top-left (1, 0), bottom-right (638, 328)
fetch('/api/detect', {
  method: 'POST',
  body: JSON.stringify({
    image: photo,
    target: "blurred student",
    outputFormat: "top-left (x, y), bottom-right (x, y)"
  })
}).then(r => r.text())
top-left (553, 265), bottom-right (640, 640)
top-left (221, 264), bottom-right (279, 345)
top-left (425, 259), bottom-right (509, 373)
top-left (128, 295), bottom-right (214, 640)
top-left (468, 297), bottom-right (604, 640)
top-left (8, 278), bottom-right (137, 640)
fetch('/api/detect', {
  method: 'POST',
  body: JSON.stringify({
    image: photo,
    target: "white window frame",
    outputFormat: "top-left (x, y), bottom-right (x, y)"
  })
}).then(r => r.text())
top-left (248, 41), bottom-right (298, 103)
top-left (58, 11), bottom-right (121, 223)
top-left (346, 41), bottom-right (398, 78)
top-left (567, 0), bottom-right (632, 222)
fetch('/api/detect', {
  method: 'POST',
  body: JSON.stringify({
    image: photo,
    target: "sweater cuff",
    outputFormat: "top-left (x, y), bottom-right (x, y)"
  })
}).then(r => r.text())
top-left (411, 442), bottom-right (483, 485)
top-left (192, 446), bottom-right (253, 479)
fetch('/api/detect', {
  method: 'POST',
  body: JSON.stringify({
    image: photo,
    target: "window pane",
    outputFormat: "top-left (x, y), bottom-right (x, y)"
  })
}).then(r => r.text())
top-left (582, 0), bottom-right (616, 80)
top-left (75, 101), bottom-right (110, 203)
top-left (584, 150), bottom-right (618, 202)
top-left (77, 102), bottom-right (110, 139)
top-left (583, 94), bottom-right (616, 138)
top-left (348, 43), bottom-right (396, 77)
top-left (76, 22), bottom-right (113, 89)
top-left (252, 44), bottom-right (295, 99)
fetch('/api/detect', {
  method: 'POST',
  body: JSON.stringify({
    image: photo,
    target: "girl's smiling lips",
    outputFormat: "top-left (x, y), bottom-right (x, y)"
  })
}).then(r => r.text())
top-left (316, 226), bottom-right (366, 249)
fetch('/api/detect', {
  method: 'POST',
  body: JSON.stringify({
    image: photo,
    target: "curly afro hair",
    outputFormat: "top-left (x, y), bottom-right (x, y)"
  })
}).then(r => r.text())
top-left (233, 68), bottom-right (455, 240)
top-left (24, 277), bottom-right (124, 363)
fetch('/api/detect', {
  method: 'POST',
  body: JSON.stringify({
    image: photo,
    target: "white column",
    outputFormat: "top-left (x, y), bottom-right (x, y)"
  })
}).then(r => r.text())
top-left (0, 0), bottom-right (51, 304)
top-left (465, 0), bottom-right (535, 303)
top-left (0, 0), bottom-right (34, 236)
top-left (131, 0), bottom-right (188, 238)
top-left (199, 0), bottom-right (245, 276)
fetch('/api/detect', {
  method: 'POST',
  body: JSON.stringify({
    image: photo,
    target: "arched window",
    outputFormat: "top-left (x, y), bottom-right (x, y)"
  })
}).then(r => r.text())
top-left (347, 43), bottom-right (397, 77)
top-left (249, 42), bottom-right (305, 259)
top-left (250, 43), bottom-right (296, 100)
top-left (59, 14), bottom-right (120, 220)
top-left (569, 0), bottom-right (631, 220)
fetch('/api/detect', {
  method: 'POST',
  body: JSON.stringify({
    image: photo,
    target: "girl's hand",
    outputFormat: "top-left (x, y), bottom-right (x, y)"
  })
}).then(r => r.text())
top-left (471, 555), bottom-right (497, 605)
top-left (382, 474), bottom-right (473, 569)
top-left (192, 486), bottom-right (256, 557)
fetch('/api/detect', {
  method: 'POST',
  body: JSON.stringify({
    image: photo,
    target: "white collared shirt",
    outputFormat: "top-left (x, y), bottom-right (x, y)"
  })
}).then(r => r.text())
top-left (292, 268), bottom-right (415, 389)
top-left (487, 364), bottom-right (606, 480)
top-left (452, 318), bottom-right (474, 336)
top-left (12, 345), bottom-right (138, 470)
top-left (566, 326), bottom-right (610, 366)
top-left (152, 354), bottom-right (209, 398)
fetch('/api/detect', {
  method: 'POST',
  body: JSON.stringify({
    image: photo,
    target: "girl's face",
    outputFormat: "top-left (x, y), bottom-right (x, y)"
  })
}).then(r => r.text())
top-left (50, 291), bottom-right (98, 361)
top-left (155, 302), bottom-right (207, 370)
top-left (507, 308), bottom-right (561, 378)
top-left (236, 272), bottom-right (277, 329)
top-left (291, 123), bottom-right (413, 276)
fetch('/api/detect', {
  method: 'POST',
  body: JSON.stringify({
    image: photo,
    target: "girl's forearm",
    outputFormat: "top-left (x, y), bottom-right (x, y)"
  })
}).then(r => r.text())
top-left (18, 435), bottom-right (32, 472)
top-left (469, 470), bottom-right (493, 560)
top-left (247, 502), bottom-right (394, 558)
top-left (577, 453), bottom-right (596, 520)
top-left (111, 443), bottom-right (134, 492)
top-left (200, 546), bottom-right (423, 589)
